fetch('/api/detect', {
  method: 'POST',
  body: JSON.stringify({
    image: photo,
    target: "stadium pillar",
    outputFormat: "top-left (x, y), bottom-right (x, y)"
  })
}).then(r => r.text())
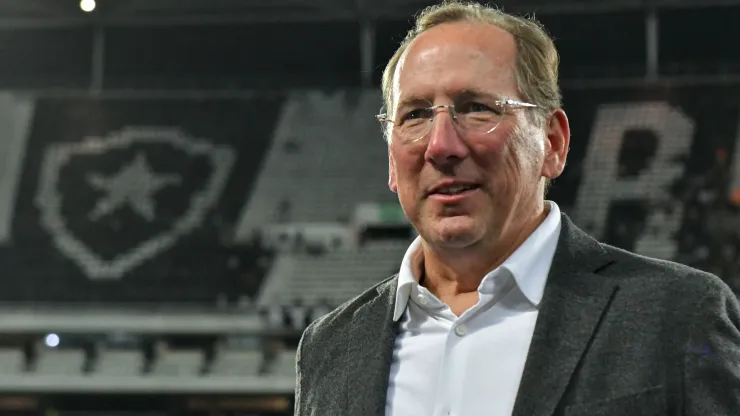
top-left (645, 7), bottom-right (659, 81)
top-left (90, 25), bottom-right (106, 94)
top-left (359, 19), bottom-right (376, 87)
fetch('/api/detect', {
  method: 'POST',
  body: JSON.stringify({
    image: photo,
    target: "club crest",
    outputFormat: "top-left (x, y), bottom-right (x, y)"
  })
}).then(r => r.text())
top-left (35, 127), bottom-right (236, 280)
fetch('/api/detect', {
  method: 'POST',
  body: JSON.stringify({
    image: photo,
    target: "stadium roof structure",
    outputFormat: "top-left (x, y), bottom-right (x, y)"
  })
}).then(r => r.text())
top-left (0, 0), bottom-right (739, 27)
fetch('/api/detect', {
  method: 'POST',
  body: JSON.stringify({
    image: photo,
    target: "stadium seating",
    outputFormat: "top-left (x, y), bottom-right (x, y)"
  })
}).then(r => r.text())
top-left (150, 342), bottom-right (204, 377)
top-left (0, 334), bottom-right (295, 395)
top-left (34, 344), bottom-right (86, 376)
top-left (258, 240), bottom-right (408, 307)
top-left (93, 347), bottom-right (143, 377)
top-left (0, 346), bottom-right (25, 374)
top-left (209, 346), bottom-right (263, 377)
top-left (270, 349), bottom-right (298, 377)
top-left (236, 90), bottom-right (394, 232)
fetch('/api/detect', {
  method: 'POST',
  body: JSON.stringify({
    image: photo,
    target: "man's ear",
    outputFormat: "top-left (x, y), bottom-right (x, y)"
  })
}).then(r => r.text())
top-left (541, 108), bottom-right (570, 180)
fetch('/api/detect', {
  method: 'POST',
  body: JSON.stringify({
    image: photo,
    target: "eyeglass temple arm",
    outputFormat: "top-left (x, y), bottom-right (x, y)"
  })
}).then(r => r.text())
top-left (377, 100), bottom-right (537, 122)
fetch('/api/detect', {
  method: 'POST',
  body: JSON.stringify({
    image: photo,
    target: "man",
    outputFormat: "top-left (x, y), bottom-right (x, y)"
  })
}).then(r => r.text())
top-left (295, 2), bottom-right (740, 415)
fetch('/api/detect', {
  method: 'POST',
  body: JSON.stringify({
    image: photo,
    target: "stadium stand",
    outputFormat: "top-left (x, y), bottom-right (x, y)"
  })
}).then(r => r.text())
top-left (94, 344), bottom-right (143, 377)
top-left (0, 2), bottom-right (738, 414)
top-left (258, 240), bottom-right (408, 307)
top-left (0, 346), bottom-right (25, 375)
top-left (236, 90), bottom-right (393, 231)
top-left (0, 84), bottom-right (739, 409)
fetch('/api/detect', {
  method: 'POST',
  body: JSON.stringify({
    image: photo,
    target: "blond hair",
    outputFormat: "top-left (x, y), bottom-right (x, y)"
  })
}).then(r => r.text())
top-left (381, 1), bottom-right (561, 126)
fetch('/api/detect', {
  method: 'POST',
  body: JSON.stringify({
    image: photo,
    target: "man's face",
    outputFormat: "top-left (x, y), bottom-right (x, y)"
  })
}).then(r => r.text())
top-left (387, 21), bottom-right (569, 252)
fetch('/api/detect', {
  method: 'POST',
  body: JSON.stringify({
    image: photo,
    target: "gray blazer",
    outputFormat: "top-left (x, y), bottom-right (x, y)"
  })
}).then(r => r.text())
top-left (295, 214), bottom-right (740, 415)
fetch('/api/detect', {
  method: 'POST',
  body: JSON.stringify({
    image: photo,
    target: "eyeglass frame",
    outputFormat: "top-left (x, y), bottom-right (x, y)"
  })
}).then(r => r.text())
top-left (376, 98), bottom-right (539, 143)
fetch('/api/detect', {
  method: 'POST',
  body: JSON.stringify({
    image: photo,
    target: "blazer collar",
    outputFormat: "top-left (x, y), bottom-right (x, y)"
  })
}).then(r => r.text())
top-left (512, 214), bottom-right (617, 416)
top-left (343, 277), bottom-right (400, 416)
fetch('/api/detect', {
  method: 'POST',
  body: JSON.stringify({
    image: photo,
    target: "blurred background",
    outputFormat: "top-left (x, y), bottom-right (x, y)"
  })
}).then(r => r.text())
top-left (0, 0), bottom-right (739, 414)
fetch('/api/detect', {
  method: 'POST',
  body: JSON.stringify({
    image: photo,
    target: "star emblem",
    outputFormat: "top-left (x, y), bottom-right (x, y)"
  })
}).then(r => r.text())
top-left (86, 153), bottom-right (181, 222)
top-left (35, 127), bottom-right (235, 279)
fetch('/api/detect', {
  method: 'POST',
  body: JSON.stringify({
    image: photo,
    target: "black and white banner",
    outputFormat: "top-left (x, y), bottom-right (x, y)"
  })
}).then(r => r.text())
top-left (0, 96), bottom-right (283, 303)
top-left (551, 86), bottom-right (740, 287)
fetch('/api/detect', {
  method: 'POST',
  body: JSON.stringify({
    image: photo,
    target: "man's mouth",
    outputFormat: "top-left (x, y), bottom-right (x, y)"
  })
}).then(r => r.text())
top-left (433, 184), bottom-right (479, 195)
top-left (426, 180), bottom-right (483, 200)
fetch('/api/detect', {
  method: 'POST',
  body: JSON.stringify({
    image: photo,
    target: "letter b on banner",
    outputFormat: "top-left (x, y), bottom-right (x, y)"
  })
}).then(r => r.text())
top-left (573, 102), bottom-right (694, 259)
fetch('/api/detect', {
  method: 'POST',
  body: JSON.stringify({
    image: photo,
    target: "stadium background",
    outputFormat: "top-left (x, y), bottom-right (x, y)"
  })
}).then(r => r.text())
top-left (0, 0), bottom-right (739, 414)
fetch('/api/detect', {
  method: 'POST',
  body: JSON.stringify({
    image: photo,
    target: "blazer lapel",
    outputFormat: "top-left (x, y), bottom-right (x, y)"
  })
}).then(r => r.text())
top-left (512, 215), bottom-right (618, 416)
top-left (343, 277), bottom-right (399, 416)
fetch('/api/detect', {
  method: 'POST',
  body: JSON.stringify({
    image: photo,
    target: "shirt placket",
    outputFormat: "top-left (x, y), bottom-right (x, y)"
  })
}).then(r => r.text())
top-left (419, 286), bottom-right (477, 416)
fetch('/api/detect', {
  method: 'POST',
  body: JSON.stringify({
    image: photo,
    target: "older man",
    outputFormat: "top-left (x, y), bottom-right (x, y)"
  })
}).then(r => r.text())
top-left (295, 2), bottom-right (740, 415)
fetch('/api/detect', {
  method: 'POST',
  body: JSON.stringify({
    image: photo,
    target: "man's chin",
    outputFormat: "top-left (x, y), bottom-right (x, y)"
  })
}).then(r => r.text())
top-left (426, 216), bottom-right (482, 247)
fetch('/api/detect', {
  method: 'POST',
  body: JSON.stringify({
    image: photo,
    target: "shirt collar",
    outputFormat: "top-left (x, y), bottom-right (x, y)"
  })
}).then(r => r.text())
top-left (502, 201), bottom-right (561, 306)
top-left (393, 237), bottom-right (424, 321)
top-left (392, 201), bottom-right (562, 321)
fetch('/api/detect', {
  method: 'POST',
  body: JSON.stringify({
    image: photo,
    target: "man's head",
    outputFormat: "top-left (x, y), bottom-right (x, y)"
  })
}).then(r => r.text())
top-left (382, 1), bottom-right (570, 254)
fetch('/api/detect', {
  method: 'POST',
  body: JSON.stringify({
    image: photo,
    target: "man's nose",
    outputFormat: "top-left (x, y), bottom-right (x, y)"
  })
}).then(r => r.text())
top-left (424, 111), bottom-right (469, 166)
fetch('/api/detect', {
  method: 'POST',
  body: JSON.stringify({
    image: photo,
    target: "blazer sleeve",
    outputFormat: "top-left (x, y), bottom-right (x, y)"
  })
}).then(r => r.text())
top-left (683, 278), bottom-right (740, 414)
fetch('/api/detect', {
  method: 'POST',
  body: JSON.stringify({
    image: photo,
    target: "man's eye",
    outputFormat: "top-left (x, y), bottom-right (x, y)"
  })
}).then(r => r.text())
top-left (400, 108), bottom-right (432, 123)
top-left (457, 102), bottom-right (501, 115)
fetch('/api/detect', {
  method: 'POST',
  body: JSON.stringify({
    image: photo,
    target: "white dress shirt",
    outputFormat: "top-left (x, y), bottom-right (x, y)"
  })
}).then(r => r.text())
top-left (386, 202), bottom-right (562, 416)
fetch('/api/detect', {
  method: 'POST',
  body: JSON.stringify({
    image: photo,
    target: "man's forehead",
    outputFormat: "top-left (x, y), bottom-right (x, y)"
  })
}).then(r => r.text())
top-left (390, 22), bottom-right (516, 108)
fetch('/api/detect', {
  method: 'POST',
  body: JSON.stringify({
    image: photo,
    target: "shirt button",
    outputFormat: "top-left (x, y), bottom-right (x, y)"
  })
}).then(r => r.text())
top-left (417, 295), bottom-right (428, 305)
top-left (454, 324), bottom-right (467, 336)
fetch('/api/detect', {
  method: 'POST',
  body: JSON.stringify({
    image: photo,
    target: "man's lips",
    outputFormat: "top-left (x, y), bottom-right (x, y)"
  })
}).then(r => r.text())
top-left (426, 180), bottom-right (481, 197)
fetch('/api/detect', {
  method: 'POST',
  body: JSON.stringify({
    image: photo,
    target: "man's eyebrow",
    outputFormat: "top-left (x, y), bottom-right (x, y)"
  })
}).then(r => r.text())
top-left (396, 95), bottom-right (431, 109)
top-left (456, 88), bottom-right (503, 101)
top-left (394, 89), bottom-right (505, 110)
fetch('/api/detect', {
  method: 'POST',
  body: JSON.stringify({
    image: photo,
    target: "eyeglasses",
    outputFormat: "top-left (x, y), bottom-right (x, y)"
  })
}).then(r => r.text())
top-left (376, 98), bottom-right (538, 144)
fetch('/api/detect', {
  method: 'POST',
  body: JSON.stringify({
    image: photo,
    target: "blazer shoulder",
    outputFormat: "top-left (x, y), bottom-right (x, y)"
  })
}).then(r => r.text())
top-left (301, 274), bottom-right (398, 346)
top-left (600, 242), bottom-right (729, 294)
